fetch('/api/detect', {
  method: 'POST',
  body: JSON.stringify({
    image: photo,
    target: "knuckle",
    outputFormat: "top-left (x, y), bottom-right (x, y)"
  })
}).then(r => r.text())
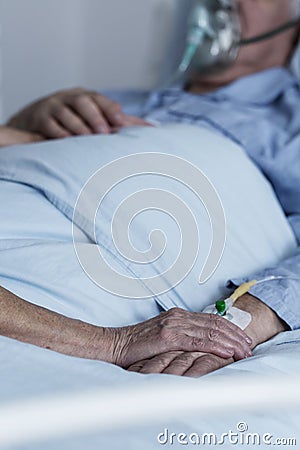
top-left (160, 318), bottom-right (173, 328)
top-left (176, 353), bottom-right (197, 366)
top-left (208, 313), bottom-right (216, 323)
top-left (45, 97), bottom-right (58, 108)
top-left (158, 308), bottom-right (188, 343)
top-left (93, 93), bottom-right (105, 103)
top-left (208, 328), bottom-right (220, 342)
top-left (167, 307), bottom-right (185, 318)
top-left (209, 314), bottom-right (223, 330)
top-left (52, 104), bottom-right (67, 118)
top-left (160, 308), bottom-right (185, 325)
top-left (191, 337), bottom-right (205, 350)
top-left (157, 354), bottom-right (173, 365)
top-left (159, 326), bottom-right (175, 341)
top-left (72, 94), bottom-right (89, 108)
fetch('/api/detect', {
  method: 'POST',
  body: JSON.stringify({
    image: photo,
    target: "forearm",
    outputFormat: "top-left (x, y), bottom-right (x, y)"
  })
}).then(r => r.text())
top-left (0, 126), bottom-right (44, 147)
top-left (229, 247), bottom-right (300, 330)
top-left (235, 293), bottom-right (289, 348)
top-left (0, 286), bottom-right (254, 372)
top-left (0, 286), bottom-right (114, 362)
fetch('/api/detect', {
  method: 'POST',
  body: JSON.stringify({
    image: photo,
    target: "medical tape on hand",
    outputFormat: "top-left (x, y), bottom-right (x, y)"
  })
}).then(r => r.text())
top-left (202, 280), bottom-right (256, 329)
top-left (202, 275), bottom-right (300, 330)
top-left (203, 302), bottom-right (252, 330)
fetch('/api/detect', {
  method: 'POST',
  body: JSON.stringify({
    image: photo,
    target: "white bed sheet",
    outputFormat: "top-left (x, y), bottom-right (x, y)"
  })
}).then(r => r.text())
top-left (1, 331), bottom-right (300, 450)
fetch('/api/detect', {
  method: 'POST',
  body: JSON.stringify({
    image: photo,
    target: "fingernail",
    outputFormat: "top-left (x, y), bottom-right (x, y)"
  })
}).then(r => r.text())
top-left (244, 334), bottom-right (252, 344)
top-left (245, 351), bottom-right (253, 358)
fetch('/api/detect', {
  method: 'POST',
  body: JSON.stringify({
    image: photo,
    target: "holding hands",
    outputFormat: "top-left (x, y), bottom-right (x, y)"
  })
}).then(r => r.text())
top-left (126, 295), bottom-right (288, 378)
top-left (128, 351), bottom-right (234, 378)
top-left (111, 308), bottom-right (252, 371)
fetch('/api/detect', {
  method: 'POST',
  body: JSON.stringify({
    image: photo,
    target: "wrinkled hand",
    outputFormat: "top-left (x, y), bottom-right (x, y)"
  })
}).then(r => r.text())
top-left (109, 308), bottom-right (252, 369)
top-left (127, 295), bottom-right (289, 378)
top-left (128, 351), bottom-right (234, 378)
top-left (0, 126), bottom-right (44, 148)
top-left (8, 88), bottom-right (150, 139)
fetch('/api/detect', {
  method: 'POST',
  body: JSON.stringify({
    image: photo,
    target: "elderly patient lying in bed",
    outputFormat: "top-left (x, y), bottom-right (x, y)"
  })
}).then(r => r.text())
top-left (0, 0), bottom-right (300, 378)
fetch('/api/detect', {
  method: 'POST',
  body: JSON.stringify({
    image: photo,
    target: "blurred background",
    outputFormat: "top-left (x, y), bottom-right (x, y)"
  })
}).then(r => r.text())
top-left (0, 0), bottom-right (191, 123)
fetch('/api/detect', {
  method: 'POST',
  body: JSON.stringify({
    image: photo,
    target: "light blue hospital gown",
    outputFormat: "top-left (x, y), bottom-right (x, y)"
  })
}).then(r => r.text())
top-left (106, 67), bottom-right (300, 329)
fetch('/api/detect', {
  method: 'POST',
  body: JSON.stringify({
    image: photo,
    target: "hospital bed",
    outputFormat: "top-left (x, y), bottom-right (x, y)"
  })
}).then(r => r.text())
top-left (0, 123), bottom-right (300, 449)
top-left (2, 1), bottom-right (300, 444)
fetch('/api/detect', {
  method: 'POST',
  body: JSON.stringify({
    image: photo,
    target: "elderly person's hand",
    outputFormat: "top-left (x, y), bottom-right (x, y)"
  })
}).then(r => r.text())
top-left (0, 288), bottom-right (252, 370)
top-left (128, 351), bottom-right (233, 377)
top-left (0, 126), bottom-right (44, 148)
top-left (111, 307), bottom-right (252, 369)
top-left (127, 295), bottom-right (289, 377)
top-left (7, 88), bottom-right (150, 139)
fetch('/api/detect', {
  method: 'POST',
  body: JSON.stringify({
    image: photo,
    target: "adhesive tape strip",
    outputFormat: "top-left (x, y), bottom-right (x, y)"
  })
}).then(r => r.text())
top-left (203, 304), bottom-right (252, 330)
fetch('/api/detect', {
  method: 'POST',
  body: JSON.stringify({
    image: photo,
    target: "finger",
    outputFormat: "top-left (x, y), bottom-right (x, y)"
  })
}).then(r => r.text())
top-left (183, 326), bottom-right (252, 360)
top-left (162, 352), bottom-right (205, 376)
top-left (127, 360), bottom-right (148, 373)
top-left (212, 315), bottom-right (253, 345)
top-left (184, 354), bottom-right (233, 378)
top-left (159, 325), bottom-right (251, 360)
top-left (190, 313), bottom-right (253, 346)
top-left (92, 94), bottom-right (129, 127)
top-left (118, 308), bottom-right (251, 368)
top-left (160, 309), bottom-right (252, 346)
top-left (203, 314), bottom-right (253, 357)
top-left (120, 115), bottom-right (153, 128)
top-left (53, 106), bottom-right (92, 136)
top-left (137, 352), bottom-right (183, 374)
top-left (29, 132), bottom-right (44, 143)
top-left (158, 309), bottom-right (252, 359)
top-left (67, 94), bottom-right (111, 134)
top-left (110, 120), bottom-right (150, 134)
top-left (39, 117), bottom-right (71, 139)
